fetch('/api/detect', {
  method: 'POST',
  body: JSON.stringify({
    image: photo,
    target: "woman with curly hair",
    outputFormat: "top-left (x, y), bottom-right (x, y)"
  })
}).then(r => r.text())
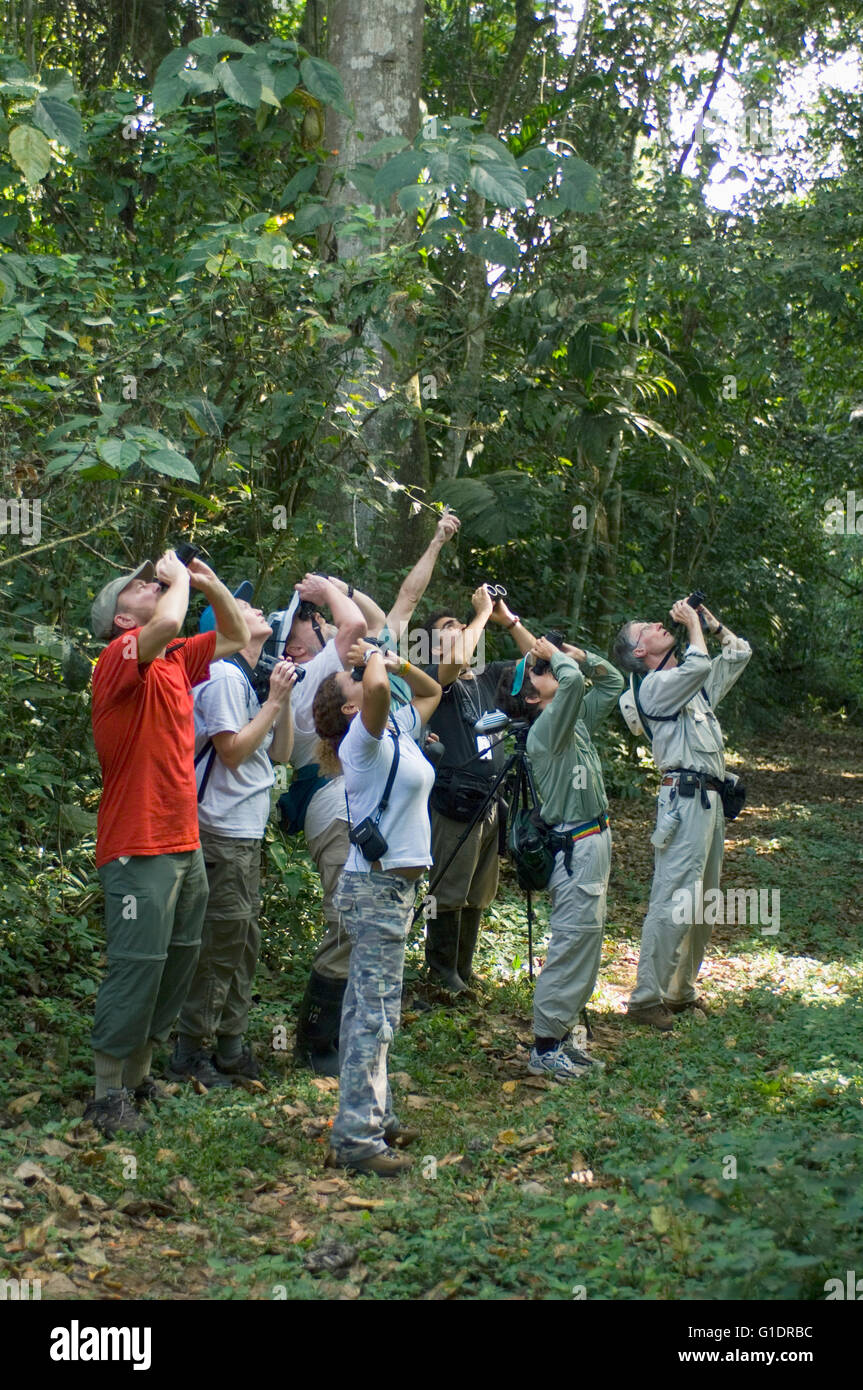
top-left (313, 642), bottom-right (441, 1177)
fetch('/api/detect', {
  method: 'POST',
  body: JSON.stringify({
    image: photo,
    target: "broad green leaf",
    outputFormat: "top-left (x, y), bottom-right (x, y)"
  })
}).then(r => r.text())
top-left (218, 59), bottom-right (262, 108)
top-left (363, 136), bottom-right (410, 159)
top-left (9, 125), bottom-right (51, 184)
top-left (32, 96), bottom-right (82, 153)
top-left (96, 438), bottom-right (140, 471)
top-left (299, 56), bottom-right (350, 115)
top-left (373, 149), bottom-right (425, 201)
top-left (426, 151), bottom-right (470, 188)
top-left (289, 202), bottom-right (332, 236)
top-left (465, 229), bottom-right (522, 270)
top-left (279, 164), bottom-right (319, 208)
top-left (179, 67), bottom-right (219, 95)
top-left (152, 74), bottom-right (186, 114)
top-left (397, 184), bottom-right (437, 213)
top-left (144, 448), bottom-right (199, 482)
top-left (468, 161), bottom-right (527, 208)
top-left (272, 64), bottom-right (299, 101)
top-left (557, 157), bottom-right (602, 213)
top-left (189, 35), bottom-right (254, 56)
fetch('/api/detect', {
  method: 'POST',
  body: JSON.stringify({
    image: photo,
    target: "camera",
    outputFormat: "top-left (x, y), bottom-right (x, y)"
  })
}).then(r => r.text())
top-left (532, 629), bottom-right (565, 676)
top-left (174, 541), bottom-right (202, 566)
top-left (258, 596), bottom-right (306, 684)
top-left (683, 590), bottom-right (717, 631)
top-left (421, 731), bottom-right (446, 767)
top-left (350, 637), bottom-right (388, 683)
top-left (348, 816), bottom-right (388, 863)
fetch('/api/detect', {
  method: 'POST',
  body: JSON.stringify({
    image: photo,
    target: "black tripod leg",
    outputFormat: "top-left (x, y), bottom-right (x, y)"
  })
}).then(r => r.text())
top-left (580, 1007), bottom-right (593, 1042)
top-left (527, 889), bottom-right (534, 981)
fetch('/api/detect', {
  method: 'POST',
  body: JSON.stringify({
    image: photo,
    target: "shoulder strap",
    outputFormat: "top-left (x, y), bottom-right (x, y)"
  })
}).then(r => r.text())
top-left (633, 677), bottom-right (679, 739)
top-left (195, 742), bottom-right (217, 803)
top-left (374, 726), bottom-right (400, 822)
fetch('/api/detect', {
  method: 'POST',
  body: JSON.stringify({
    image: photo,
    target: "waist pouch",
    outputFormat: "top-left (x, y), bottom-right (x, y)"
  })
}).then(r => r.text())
top-left (278, 764), bottom-right (331, 836)
top-left (431, 769), bottom-right (496, 823)
top-left (673, 768), bottom-right (746, 818)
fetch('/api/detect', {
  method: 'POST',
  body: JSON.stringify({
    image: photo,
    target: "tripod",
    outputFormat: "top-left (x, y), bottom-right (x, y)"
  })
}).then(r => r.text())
top-left (413, 723), bottom-right (540, 980)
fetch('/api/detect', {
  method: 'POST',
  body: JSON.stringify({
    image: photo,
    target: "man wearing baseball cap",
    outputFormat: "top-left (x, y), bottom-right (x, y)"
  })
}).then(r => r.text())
top-left (85, 549), bottom-right (249, 1137)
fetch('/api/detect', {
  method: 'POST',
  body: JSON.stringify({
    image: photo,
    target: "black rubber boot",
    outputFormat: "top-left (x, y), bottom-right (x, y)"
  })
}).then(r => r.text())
top-left (457, 907), bottom-right (483, 984)
top-left (425, 911), bottom-right (467, 994)
top-left (294, 969), bottom-right (347, 1076)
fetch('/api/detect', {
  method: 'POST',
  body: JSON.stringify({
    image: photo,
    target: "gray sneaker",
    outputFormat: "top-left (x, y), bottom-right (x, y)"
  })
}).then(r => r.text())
top-left (528, 1043), bottom-right (592, 1082)
top-left (560, 1039), bottom-right (606, 1071)
top-left (83, 1087), bottom-right (149, 1138)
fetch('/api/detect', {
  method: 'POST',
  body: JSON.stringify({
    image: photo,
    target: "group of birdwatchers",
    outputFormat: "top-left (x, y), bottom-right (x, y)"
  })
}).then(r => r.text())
top-left (85, 511), bottom-right (751, 1178)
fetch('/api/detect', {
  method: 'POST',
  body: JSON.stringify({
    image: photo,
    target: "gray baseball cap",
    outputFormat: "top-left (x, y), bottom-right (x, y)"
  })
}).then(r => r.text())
top-left (90, 560), bottom-right (156, 641)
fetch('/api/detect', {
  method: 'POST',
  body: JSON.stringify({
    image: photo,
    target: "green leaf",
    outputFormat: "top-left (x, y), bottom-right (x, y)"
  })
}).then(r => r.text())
top-left (557, 157), bottom-right (602, 213)
top-left (96, 439), bottom-right (140, 471)
top-left (468, 161), bottom-right (527, 209)
top-left (373, 149), bottom-right (425, 201)
top-left (397, 184), bottom-right (437, 213)
top-left (464, 229), bottom-right (522, 270)
top-left (299, 56), bottom-right (350, 115)
top-left (32, 96), bottom-right (82, 153)
top-left (8, 125), bottom-right (51, 184)
top-left (152, 47), bottom-right (190, 114)
top-left (218, 60), bottom-right (262, 108)
top-left (289, 202), bottom-right (332, 236)
top-left (272, 64), bottom-right (299, 101)
top-left (179, 67), bottom-right (219, 95)
top-left (144, 448), bottom-right (199, 482)
top-left (279, 164), bottom-right (319, 208)
top-left (188, 35), bottom-right (254, 56)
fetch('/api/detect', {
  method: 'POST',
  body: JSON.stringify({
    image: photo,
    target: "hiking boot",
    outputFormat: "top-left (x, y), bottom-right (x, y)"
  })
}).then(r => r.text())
top-left (425, 910), bottom-right (468, 994)
top-left (383, 1121), bottom-right (421, 1148)
top-left (166, 1047), bottom-right (234, 1089)
top-left (626, 1003), bottom-right (674, 1031)
top-left (664, 997), bottom-right (709, 1016)
top-left (325, 1146), bottom-right (414, 1178)
top-left (456, 907), bottom-right (483, 985)
top-left (528, 1042), bottom-right (593, 1082)
top-left (295, 970), bottom-right (347, 1075)
top-left (132, 1075), bottom-right (166, 1105)
top-left (83, 1088), bottom-right (149, 1138)
top-left (214, 1043), bottom-right (260, 1081)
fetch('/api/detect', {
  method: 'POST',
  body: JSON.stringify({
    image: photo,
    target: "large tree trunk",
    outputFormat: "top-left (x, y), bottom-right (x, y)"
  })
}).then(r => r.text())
top-left (322, 0), bottom-right (430, 564)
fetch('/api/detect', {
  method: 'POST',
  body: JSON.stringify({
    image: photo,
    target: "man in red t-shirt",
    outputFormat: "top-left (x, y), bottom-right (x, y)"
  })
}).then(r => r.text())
top-left (85, 550), bottom-right (249, 1138)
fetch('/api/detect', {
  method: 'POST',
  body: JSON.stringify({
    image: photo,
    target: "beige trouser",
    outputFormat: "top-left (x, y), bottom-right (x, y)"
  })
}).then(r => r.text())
top-left (630, 785), bottom-right (725, 1008)
top-left (305, 819), bottom-right (352, 980)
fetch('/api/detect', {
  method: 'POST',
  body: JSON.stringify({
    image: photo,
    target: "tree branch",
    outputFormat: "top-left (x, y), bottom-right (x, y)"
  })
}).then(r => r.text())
top-left (676, 0), bottom-right (746, 175)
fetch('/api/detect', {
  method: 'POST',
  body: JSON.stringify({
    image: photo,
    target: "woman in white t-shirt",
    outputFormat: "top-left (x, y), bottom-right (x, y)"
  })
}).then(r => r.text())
top-left (313, 642), bottom-right (441, 1177)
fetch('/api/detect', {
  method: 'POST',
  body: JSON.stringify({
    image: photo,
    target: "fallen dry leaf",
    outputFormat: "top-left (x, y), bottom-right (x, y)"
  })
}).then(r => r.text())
top-left (14, 1161), bottom-right (46, 1184)
top-left (309, 1179), bottom-right (344, 1195)
top-left (8, 1091), bottom-right (41, 1115)
top-left (501, 1080), bottom-right (519, 1094)
top-left (76, 1242), bottom-right (109, 1267)
top-left (405, 1095), bottom-right (432, 1110)
top-left (496, 1129), bottom-right (519, 1145)
top-left (158, 1247), bottom-right (184, 1258)
top-left (342, 1195), bottom-right (387, 1211)
top-left (40, 1272), bottom-right (79, 1297)
top-left (310, 1076), bottom-right (339, 1093)
top-left (39, 1138), bottom-right (73, 1159)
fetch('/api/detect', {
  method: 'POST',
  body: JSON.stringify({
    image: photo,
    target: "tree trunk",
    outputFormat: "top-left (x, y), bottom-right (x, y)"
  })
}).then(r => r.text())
top-left (322, 0), bottom-right (429, 564)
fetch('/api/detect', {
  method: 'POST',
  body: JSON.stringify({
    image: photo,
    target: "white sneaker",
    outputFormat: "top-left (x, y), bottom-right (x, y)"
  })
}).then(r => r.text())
top-left (528, 1042), bottom-right (593, 1082)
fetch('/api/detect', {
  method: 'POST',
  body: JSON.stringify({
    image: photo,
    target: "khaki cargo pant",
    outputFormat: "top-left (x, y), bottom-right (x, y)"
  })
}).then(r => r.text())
top-left (178, 830), bottom-right (262, 1041)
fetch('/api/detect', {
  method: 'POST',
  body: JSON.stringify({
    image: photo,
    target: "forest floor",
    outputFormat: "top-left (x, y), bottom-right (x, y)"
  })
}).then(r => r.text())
top-left (1, 716), bottom-right (861, 1301)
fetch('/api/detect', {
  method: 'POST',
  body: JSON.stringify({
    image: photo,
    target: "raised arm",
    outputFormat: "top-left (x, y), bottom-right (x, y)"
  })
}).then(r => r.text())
top-left (487, 595), bottom-right (537, 656)
top-left (436, 585), bottom-right (495, 687)
top-left (570, 646), bottom-right (626, 734)
top-left (325, 575), bottom-right (387, 639)
top-left (382, 651), bottom-right (441, 726)
top-left (345, 641), bottom-right (390, 739)
top-left (697, 606), bottom-right (752, 707)
top-left (385, 511), bottom-right (461, 641)
top-left (211, 660), bottom-right (297, 770)
top-left (134, 550), bottom-right (191, 664)
top-left (188, 558), bottom-right (250, 660)
top-left (295, 573), bottom-right (366, 664)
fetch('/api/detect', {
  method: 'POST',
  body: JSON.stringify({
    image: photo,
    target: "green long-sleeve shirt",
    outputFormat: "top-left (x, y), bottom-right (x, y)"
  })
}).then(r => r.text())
top-left (525, 648), bottom-right (624, 827)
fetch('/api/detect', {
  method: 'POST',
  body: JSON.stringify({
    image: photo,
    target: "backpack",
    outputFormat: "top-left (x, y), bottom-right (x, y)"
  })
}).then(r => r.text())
top-left (508, 807), bottom-right (560, 892)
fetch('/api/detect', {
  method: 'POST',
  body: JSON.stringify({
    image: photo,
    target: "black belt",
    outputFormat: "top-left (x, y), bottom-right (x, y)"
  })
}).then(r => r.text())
top-left (661, 769), bottom-right (724, 809)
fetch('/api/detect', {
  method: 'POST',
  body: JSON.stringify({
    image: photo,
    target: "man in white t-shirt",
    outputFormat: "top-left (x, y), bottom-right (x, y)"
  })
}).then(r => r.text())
top-left (170, 593), bottom-right (296, 1086)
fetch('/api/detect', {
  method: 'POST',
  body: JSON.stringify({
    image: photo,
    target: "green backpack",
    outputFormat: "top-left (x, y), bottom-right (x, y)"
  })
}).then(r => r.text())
top-left (508, 808), bottom-right (557, 892)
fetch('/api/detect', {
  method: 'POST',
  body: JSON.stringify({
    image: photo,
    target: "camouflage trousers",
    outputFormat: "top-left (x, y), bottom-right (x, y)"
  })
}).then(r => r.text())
top-left (330, 870), bottom-right (418, 1160)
